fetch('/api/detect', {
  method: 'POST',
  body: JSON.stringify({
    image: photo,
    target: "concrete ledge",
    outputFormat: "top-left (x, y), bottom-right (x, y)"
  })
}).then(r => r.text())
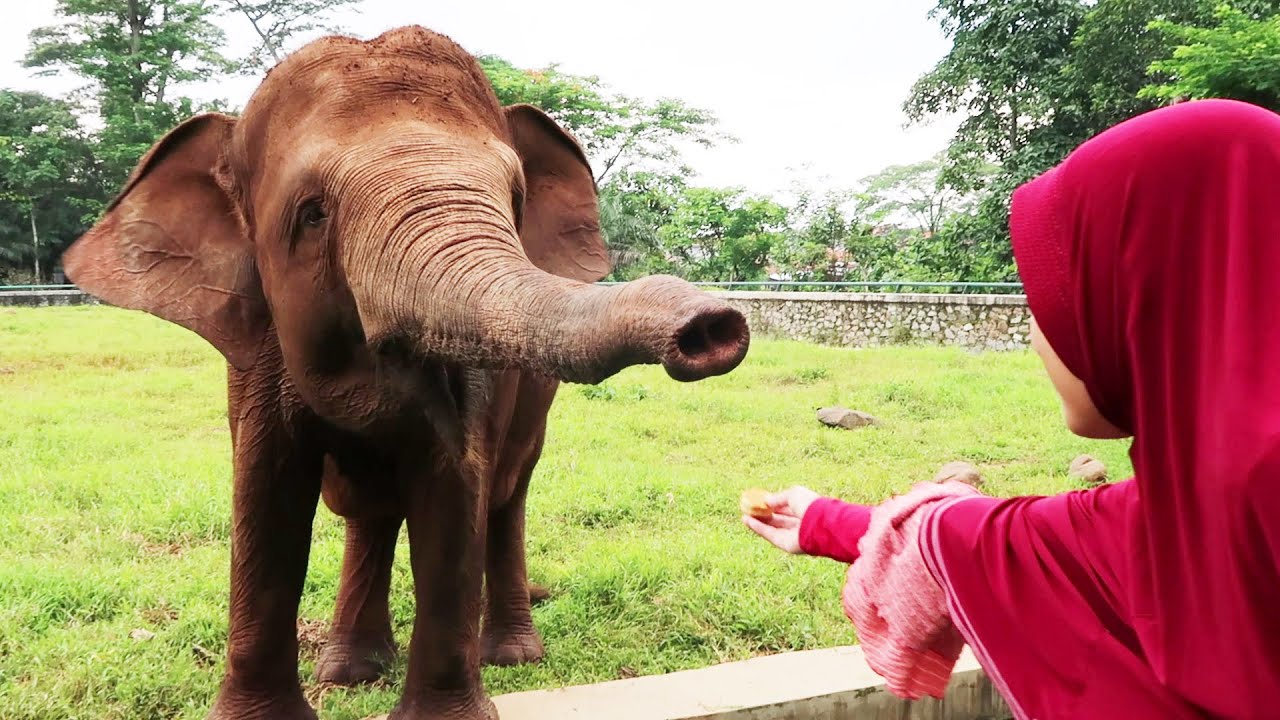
top-left (367, 647), bottom-right (1007, 720)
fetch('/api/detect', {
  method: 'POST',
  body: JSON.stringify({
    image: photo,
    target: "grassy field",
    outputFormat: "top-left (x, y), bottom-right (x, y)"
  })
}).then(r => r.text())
top-left (0, 305), bottom-right (1133, 720)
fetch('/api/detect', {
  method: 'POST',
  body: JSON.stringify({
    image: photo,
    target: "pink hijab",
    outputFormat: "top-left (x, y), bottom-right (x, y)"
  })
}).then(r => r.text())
top-left (1011, 99), bottom-right (1280, 715)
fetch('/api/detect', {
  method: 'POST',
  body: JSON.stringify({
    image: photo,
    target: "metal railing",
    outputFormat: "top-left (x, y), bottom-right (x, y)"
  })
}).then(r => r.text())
top-left (0, 284), bottom-right (80, 291)
top-left (2, 281), bottom-right (1026, 295)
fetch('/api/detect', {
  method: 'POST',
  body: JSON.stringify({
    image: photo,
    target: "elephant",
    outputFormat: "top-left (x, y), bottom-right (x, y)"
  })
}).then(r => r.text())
top-left (60, 25), bottom-right (749, 720)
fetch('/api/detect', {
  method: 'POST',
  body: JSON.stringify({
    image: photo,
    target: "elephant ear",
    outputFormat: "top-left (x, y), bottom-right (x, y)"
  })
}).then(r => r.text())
top-left (503, 104), bottom-right (612, 283)
top-left (62, 113), bottom-right (269, 371)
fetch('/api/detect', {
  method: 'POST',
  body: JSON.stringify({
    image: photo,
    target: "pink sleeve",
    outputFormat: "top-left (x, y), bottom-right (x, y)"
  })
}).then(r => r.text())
top-left (799, 497), bottom-right (873, 564)
top-left (841, 481), bottom-right (983, 701)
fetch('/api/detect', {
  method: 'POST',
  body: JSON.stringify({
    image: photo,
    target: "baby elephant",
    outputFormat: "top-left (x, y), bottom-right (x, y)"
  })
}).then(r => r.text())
top-left (62, 25), bottom-right (749, 720)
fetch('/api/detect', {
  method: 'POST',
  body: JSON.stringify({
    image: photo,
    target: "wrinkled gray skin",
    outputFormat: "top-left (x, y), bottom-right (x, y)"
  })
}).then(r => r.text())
top-left (61, 25), bottom-right (749, 720)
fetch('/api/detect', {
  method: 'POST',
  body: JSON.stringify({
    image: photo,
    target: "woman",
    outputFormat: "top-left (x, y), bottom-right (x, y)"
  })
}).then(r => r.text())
top-left (745, 99), bottom-right (1280, 719)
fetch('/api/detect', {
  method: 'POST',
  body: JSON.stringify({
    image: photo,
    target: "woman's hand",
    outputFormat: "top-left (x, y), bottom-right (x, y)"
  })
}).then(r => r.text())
top-left (742, 486), bottom-right (821, 554)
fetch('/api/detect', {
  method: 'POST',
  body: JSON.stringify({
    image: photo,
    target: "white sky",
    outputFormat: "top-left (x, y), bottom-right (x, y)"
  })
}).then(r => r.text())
top-left (1, 1), bottom-right (961, 198)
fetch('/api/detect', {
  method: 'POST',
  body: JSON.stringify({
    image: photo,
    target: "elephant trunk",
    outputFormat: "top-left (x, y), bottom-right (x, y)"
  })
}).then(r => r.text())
top-left (432, 266), bottom-right (750, 384)
top-left (341, 155), bottom-right (748, 384)
top-left (394, 251), bottom-right (749, 384)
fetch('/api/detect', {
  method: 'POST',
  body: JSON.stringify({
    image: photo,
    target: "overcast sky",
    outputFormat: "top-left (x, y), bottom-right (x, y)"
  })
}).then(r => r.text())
top-left (1, 1), bottom-right (961, 198)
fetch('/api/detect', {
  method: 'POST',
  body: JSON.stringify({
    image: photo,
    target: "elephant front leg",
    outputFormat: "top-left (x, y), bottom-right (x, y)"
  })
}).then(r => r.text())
top-left (391, 463), bottom-right (495, 720)
top-left (316, 515), bottom-right (402, 685)
top-left (207, 443), bottom-right (323, 719)
top-left (482, 443), bottom-right (545, 667)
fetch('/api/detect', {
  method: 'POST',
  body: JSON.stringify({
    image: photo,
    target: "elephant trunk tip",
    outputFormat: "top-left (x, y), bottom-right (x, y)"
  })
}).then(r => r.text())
top-left (662, 305), bottom-right (750, 382)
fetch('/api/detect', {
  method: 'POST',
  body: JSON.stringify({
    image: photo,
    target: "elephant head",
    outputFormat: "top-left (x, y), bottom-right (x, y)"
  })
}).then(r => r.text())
top-left (61, 27), bottom-right (748, 424)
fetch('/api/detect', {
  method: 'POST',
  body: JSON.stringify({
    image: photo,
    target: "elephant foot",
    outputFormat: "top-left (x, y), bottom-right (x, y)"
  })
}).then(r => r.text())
top-left (206, 682), bottom-right (317, 720)
top-left (528, 583), bottom-right (551, 606)
top-left (481, 626), bottom-right (545, 667)
top-left (315, 632), bottom-right (397, 686)
top-left (388, 693), bottom-right (498, 720)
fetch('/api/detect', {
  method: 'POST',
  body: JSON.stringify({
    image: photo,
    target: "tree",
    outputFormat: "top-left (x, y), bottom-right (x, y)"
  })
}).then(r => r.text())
top-left (1142, 4), bottom-right (1280, 110)
top-left (478, 56), bottom-right (729, 184)
top-left (25, 0), bottom-right (233, 185)
top-left (860, 152), bottom-right (993, 236)
top-left (1060, 0), bottom-right (1208, 130)
top-left (658, 187), bottom-right (788, 282)
top-left (903, 0), bottom-right (1088, 279)
top-left (214, 0), bottom-right (361, 72)
top-left (597, 170), bottom-right (686, 280)
top-left (906, 0), bottom-right (1087, 177)
top-left (1060, 0), bottom-right (1279, 129)
top-left (773, 187), bottom-right (860, 282)
top-left (0, 91), bottom-right (104, 281)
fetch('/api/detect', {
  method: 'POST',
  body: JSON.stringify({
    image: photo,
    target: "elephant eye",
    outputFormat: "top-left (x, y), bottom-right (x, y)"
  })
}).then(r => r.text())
top-left (298, 199), bottom-right (327, 229)
top-left (511, 189), bottom-right (524, 229)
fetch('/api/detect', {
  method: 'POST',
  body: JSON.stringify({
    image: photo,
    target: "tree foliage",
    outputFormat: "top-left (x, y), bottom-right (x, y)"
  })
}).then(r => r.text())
top-left (904, 0), bottom-right (1279, 280)
top-left (214, 0), bottom-right (361, 71)
top-left (906, 0), bottom-right (1086, 175)
top-left (1142, 4), bottom-right (1280, 109)
top-left (0, 91), bottom-right (103, 281)
top-left (656, 187), bottom-right (789, 282)
top-left (478, 56), bottom-right (729, 184)
top-left (25, 0), bottom-right (232, 185)
top-left (597, 170), bottom-right (685, 280)
top-left (860, 153), bottom-right (993, 236)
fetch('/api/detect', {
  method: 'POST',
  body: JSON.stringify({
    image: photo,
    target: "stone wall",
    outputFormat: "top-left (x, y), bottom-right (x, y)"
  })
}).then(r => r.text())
top-left (2, 288), bottom-right (1031, 351)
top-left (0, 289), bottom-right (100, 307)
top-left (712, 291), bottom-right (1031, 351)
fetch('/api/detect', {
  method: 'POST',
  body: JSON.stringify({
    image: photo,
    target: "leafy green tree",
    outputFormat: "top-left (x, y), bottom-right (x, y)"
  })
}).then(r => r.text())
top-left (214, 0), bottom-right (361, 72)
top-left (25, 0), bottom-right (233, 186)
top-left (860, 153), bottom-right (993, 236)
top-left (1060, 0), bottom-right (1206, 130)
top-left (904, 0), bottom-right (1087, 279)
top-left (0, 91), bottom-right (104, 281)
top-left (774, 187), bottom-right (859, 282)
top-left (658, 187), bottom-right (788, 282)
top-left (1142, 4), bottom-right (1280, 109)
top-left (478, 56), bottom-right (728, 184)
top-left (906, 0), bottom-right (1086, 176)
top-left (597, 170), bottom-right (685, 280)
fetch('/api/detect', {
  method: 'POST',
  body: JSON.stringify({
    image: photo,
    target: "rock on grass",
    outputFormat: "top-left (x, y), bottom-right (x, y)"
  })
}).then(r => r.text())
top-left (1069, 455), bottom-right (1108, 485)
top-left (817, 406), bottom-right (879, 430)
top-left (933, 460), bottom-right (983, 487)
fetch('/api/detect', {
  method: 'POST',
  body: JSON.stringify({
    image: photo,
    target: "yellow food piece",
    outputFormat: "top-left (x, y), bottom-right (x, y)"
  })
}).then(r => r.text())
top-left (740, 488), bottom-right (773, 520)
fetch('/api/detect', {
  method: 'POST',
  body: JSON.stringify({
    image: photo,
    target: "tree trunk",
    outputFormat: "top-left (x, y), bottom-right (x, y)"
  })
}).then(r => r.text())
top-left (231, 0), bottom-right (284, 63)
top-left (1008, 93), bottom-right (1020, 156)
top-left (155, 6), bottom-right (173, 106)
top-left (127, 0), bottom-right (145, 123)
top-left (29, 201), bottom-right (40, 281)
top-left (156, 48), bottom-right (177, 106)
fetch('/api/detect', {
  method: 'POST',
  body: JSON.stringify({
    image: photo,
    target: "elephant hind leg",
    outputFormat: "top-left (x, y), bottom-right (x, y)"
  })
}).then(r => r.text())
top-left (482, 440), bottom-right (547, 667)
top-left (316, 515), bottom-right (401, 686)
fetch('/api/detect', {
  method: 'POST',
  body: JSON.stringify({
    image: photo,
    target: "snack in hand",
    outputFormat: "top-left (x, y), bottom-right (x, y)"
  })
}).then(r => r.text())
top-left (740, 488), bottom-right (774, 521)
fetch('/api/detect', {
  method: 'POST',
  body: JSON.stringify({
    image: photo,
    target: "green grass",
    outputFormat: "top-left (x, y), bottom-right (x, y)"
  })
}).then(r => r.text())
top-left (0, 306), bottom-right (1132, 719)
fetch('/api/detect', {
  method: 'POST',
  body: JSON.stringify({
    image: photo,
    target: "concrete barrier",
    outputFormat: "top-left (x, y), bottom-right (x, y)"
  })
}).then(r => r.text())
top-left (0, 289), bottom-right (100, 307)
top-left (3, 289), bottom-right (1031, 353)
top-left (365, 647), bottom-right (1008, 720)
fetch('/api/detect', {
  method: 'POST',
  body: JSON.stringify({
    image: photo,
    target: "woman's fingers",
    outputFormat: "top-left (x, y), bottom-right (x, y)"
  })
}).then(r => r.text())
top-left (766, 513), bottom-right (800, 529)
top-left (768, 486), bottom-right (820, 518)
top-left (742, 515), bottom-right (802, 554)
